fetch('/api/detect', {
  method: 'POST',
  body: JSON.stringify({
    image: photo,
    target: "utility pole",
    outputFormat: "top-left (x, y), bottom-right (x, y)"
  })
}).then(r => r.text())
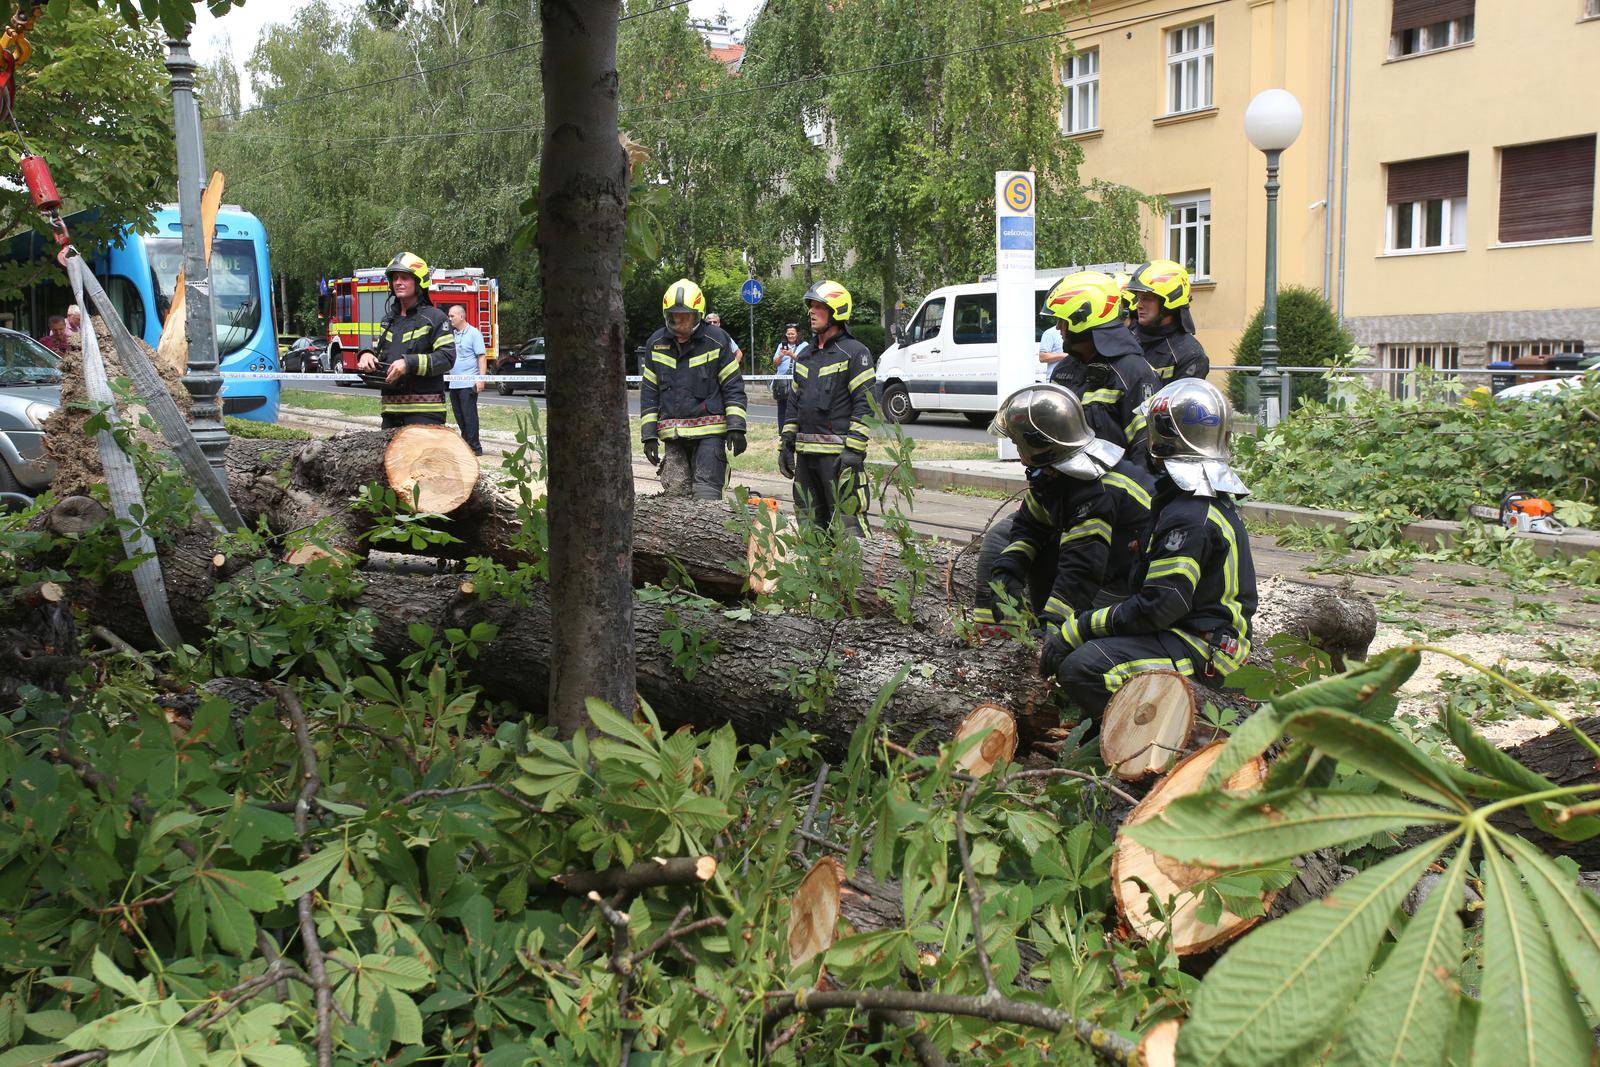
top-left (165, 35), bottom-right (230, 479)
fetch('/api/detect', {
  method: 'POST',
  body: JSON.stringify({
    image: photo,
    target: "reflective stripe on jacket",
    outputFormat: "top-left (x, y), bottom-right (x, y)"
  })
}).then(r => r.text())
top-left (640, 322), bottom-right (748, 441)
top-left (784, 325), bottom-right (874, 455)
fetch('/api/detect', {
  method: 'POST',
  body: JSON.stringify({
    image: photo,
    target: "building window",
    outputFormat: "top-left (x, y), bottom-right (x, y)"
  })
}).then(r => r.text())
top-left (1061, 47), bottom-right (1099, 134)
top-left (1165, 20), bottom-right (1213, 114)
top-left (1382, 343), bottom-right (1460, 399)
top-left (796, 227), bottom-right (824, 264)
top-left (1585, 0), bottom-right (1599, 17)
top-left (1489, 340), bottom-right (1585, 360)
top-left (803, 111), bottom-right (826, 147)
top-left (1165, 193), bottom-right (1211, 280)
top-left (1385, 153), bottom-right (1468, 252)
top-left (1390, 1), bottom-right (1474, 57)
top-left (952, 293), bottom-right (999, 346)
top-left (1498, 135), bottom-right (1597, 243)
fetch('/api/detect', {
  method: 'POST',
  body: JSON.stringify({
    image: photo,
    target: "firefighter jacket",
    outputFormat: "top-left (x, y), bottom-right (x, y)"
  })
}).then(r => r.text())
top-left (1064, 477), bottom-right (1257, 676)
top-left (376, 299), bottom-right (455, 413)
top-left (640, 321), bottom-right (748, 441)
top-left (991, 459), bottom-right (1154, 624)
top-left (1050, 351), bottom-right (1160, 463)
top-left (1135, 322), bottom-right (1211, 382)
top-left (783, 324), bottom-right (874, 455)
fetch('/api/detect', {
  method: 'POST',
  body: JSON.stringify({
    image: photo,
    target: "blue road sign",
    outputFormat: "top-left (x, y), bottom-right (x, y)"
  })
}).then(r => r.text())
top-left (741, 278), bottom-right (764, 305)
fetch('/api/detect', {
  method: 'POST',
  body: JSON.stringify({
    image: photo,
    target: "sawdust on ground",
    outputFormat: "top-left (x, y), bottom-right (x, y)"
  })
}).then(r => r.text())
top-left (42, 316), bottom-right (191, 497)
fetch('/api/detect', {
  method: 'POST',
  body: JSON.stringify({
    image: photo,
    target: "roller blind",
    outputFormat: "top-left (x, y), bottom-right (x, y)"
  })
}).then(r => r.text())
top-left (1387, 153), bottom-right (1468, 203)
top-left (1499, 136), bottom-right (1596, 243)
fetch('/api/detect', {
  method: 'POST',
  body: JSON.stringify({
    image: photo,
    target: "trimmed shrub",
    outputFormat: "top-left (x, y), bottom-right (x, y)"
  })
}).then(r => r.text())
top-left (1227, 286), bottom-right (1354, 411)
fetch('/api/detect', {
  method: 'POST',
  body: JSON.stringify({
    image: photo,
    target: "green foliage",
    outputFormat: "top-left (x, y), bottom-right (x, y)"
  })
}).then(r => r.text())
top-left (1128, 648), bottom-right (1600, 1067)
top-left (223, 417), bottom-right (313, 441)
top-left (1226, 286), bottom-right (1356, 410)
top-left (0, 6), bottom-right (174, 316)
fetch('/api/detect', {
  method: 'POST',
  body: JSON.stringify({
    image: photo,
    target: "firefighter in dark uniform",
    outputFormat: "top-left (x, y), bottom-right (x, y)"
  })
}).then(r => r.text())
top-left (639, 278), bottom-right (748, 501)
top-left (1040, 378), bottom-right (1257, 719)
top-left (1043, 271), bottom-right (1160, 466)
top-left (356, 252), bottom-right (454, 428)
top-left (1127, 258), bottom-right (1210, 383)
top-left (779, 279), bottom-right (874, 537)
top-left (972, 383), bottom-right (1154, 631)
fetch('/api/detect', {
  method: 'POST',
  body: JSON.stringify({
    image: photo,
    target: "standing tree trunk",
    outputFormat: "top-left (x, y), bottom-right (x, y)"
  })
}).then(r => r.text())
top-left (538, 0), bottom-right (635, 736)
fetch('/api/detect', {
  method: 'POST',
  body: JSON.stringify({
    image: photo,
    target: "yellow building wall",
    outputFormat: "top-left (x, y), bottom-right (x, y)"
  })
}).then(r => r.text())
top-left (1340, 2), bottom-right (1600, 326)
top-left (1054, 0), bottom-right (1339, 367)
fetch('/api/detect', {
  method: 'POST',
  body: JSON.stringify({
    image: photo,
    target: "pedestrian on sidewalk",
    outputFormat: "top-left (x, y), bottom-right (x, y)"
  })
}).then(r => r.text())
top-left (771, 324), bottom-right (806, 429)
top-left (65, 305), bottom-right (81, 335)
top-left (446, 304), bottom-right (487, 455)
top-left (1035, 319), bottom-right (1064, 382)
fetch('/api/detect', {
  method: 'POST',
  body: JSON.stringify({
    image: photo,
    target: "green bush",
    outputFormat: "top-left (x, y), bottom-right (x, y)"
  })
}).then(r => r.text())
top-left (1228, 286), bottom-right (1355, 411)
top-left (850, 321), bottom-right (886, 356)
top-left (225, 416), bottom-right (312, 441)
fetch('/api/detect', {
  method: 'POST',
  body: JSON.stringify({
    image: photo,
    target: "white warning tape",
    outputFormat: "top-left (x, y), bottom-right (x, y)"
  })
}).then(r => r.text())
top-left (220, 371), bottom-right (799, 384)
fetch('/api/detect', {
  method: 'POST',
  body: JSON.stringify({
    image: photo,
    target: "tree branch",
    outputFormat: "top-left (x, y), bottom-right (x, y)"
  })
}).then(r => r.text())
top-left (955, 777), bottom-right (1000, 999)
top-left (589, 892), bottom-right (636, 1067)
top-left (273, 684), bottom-right (334, 1067)
top-left (626, 908), bottom-right (727, 969)
top-left (552, 855), bottom-right (718, 896)
top-left (758, 988), bottom-right (1137, 1066)
top-left (872, 1009), bottom-right (949, 1067)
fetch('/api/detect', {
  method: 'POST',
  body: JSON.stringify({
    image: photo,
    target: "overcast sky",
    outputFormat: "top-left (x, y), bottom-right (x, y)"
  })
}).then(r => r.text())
top-left (192, 0), bottom-right (763, 105)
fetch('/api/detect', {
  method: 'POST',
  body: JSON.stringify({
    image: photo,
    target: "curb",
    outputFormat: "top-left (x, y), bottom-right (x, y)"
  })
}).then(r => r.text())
top-left (879, 460), bottom-right (1600, 562)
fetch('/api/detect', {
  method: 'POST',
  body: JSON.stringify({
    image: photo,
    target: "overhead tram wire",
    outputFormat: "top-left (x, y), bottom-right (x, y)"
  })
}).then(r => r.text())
top-left (208, 0), bottom-right (692, 123)
top-left (224, 0), bottom-right (1227, 180)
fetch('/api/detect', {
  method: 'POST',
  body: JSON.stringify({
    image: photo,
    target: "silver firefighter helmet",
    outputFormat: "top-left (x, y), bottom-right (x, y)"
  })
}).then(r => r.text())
top-left (1144, 378), bottom-right (1249, 497)
top-left (988, 383), bottom-right (1124, 478)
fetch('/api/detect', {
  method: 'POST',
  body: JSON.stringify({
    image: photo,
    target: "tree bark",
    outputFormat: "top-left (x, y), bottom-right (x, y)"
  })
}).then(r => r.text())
top-left (538, 0), bottom-right (635, 736)
top-left (1484, 718), bottom-right (1600, 868)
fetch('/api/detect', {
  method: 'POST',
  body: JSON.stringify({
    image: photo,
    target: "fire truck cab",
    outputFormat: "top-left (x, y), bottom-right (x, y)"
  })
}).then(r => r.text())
top-left (324, 267), bottom-right (498, 383)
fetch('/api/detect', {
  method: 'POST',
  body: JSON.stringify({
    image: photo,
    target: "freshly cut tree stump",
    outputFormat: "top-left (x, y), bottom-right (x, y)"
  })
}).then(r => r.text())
top-left (46, 496), bottom-right (108, 536)
top-left (1137, 1019), bottom-right (1181, 1067)
top-left (744, 496), bottom-right (788, 596)
top-left (951, 704), bottom-right (1018, 777)
top-left (1112, 743), bottom-right (1270, 955)
top-left (383, 425), bottom-right (480, 513)
top-left (788, 857), bottom-right (844, 967)
top-left (1100, 671), bottom-right (1234, 780)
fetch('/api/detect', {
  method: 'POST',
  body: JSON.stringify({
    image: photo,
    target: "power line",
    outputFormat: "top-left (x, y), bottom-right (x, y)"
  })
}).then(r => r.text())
top-left (210, 0), bottom-right (691, 123)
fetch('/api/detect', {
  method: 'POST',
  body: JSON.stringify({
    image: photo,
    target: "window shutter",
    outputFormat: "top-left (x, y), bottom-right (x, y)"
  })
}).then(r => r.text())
top-left (1387, 153), bottom-right (1468, 203)
top-left (1392, 0), bottom-right (1475, 33)
top-left (1499, 136), bottom-right (1597, 243)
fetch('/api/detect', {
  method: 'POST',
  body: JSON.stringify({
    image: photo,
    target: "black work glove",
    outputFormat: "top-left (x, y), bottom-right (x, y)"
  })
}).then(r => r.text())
top-left (838, 447), bottom-right (866, 471)
top-left (642, 439), bottom-right (661, 467)
top-left (779, 436), bottom-right (796, 479)
top-left (1039, 626), bottom-right (1071, 681)
top-left (726, 431), bottom-right (747, 456)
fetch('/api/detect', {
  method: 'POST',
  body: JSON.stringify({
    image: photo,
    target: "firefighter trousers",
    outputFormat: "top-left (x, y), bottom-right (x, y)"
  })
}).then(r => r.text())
top-left (381, 410), bottom-right (447, 429)
top-left (973, 523), bottom-right (1124, 620)
top-left (1054, 631), bottom-right (1224, 718)
top-left (659, 436), bottom-right (727, 502)
top-left (794, 452), bottom-right (866, 537)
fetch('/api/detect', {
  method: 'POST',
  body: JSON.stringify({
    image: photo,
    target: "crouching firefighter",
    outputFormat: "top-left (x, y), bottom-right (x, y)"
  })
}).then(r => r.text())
top-left (1040, 378), bottom-right (1257, 719)
top-left (640, 278), bottom-right (748, 501)
top-left (973, 384), bottom-right (1154, 633)
top-left (358, 252), bottom-right (455, 427)
top-left (779, 279), bottom-right (874, 537)
top-left (1042, 271), bottom-right (1160, 466)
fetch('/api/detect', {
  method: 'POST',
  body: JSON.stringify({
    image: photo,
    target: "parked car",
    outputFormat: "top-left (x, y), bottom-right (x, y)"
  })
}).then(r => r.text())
top-left (0, 328), bottom-right (62, 504)
top-left (495, 337), bottom-right (545, 395)
top-left (281, 336), bottom-right (326, 373)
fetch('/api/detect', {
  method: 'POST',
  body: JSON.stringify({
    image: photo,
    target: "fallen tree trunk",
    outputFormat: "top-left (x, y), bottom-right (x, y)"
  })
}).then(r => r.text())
top-left (1480, 717), bottom-right (1600, 869)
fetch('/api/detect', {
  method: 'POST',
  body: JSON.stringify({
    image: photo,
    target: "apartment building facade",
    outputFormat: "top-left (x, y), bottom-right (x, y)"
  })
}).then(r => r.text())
top-left (1051, 0), bottom-right (1600, 382)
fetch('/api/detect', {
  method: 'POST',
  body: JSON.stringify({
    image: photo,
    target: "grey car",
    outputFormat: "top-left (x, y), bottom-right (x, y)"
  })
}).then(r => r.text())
top-left (0, 328), bottom-right (61, 504)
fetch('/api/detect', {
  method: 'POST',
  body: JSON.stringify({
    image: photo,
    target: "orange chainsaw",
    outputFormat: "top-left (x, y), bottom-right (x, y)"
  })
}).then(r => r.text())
top-left (1467, 492), bottom-right (1565, 535)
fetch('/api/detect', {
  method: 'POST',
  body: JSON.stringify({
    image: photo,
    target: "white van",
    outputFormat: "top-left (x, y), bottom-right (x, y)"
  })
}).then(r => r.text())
top-left (876, 265), bottom-right (1134, 424)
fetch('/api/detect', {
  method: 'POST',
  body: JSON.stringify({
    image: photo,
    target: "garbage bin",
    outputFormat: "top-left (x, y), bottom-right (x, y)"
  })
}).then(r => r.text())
top-left (1488, 361), bottom-right (1515, 394)
top-left (1551, 352), bottom-right (1583, 380)
top-left (1511, 353), bottom-right (1555, 386)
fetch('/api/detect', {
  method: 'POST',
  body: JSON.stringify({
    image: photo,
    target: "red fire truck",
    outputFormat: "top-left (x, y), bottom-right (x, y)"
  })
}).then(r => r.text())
top-left (323, 267), bottom-right (498, 384)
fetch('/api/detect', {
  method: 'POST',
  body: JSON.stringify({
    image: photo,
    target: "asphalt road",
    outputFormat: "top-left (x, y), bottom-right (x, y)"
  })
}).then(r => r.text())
top-left (283, 377), bottom-right (992, 443)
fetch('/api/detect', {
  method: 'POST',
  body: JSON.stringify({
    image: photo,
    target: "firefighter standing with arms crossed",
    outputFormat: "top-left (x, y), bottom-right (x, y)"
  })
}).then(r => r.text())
top-left (357, 253), bottom-right (455, 428)
top-left (639, 279), bottom-right (748, 501)
top-left (780, 280), bottom-right (874, 537)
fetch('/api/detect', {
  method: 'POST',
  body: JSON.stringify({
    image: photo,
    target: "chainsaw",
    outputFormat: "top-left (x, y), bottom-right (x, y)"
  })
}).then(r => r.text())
top-left (1467, 492), bottom-right (1565, 536)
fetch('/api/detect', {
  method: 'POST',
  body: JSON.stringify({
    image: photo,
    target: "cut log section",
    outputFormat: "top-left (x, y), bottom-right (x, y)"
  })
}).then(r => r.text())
top-left (383, 425), bottom-right (480, 513)
top-left (744, 496), bottom-right (788, 596)
top-left (1101, 671), bottom-right (1233, 781)
top-left (1112, 743), bottom-right (1270, 955)
top-left (951, 704), bottom-right (1017, 777)
top-left (1137, 1019), bottom-right (1181, 1067)
top-left (47, 496), bottom-right (108, 536)
top-left (788, 856), bottom-right (844, 968)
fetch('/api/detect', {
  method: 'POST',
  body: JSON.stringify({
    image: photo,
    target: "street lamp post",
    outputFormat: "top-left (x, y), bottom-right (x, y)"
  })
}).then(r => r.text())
top-left (1244, 89), bottom-right (1303, 428)
top-left (165, 35), bottom-right (230, 480)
